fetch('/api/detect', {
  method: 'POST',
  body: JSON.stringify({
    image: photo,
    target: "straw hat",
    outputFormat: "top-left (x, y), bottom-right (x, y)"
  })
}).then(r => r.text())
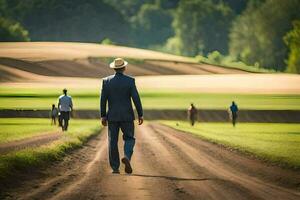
top-left (109, 58), bottom-right (128, 69)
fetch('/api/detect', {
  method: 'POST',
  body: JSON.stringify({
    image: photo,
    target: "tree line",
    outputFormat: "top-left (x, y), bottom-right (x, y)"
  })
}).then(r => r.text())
top-left (0, 0), bottom-right (299, 73)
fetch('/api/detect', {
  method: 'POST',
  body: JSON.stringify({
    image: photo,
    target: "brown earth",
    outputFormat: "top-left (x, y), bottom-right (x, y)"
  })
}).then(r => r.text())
top-left (2, 122), bottom-right (299, 200)
top-left (0, 42), bottom-right (299, 94)
top-left (0, 132), bottom-right (61, 154)
top-left (136, 74), bottom-right (300, 94)
top-left (1, 64), bottom-right (300, 94)
top-left (0, 42), bottom-right (248, 81)
top-left (0, 56), bottom-right (248, 81)
top-left (0, 42), bottom-right (195, 62)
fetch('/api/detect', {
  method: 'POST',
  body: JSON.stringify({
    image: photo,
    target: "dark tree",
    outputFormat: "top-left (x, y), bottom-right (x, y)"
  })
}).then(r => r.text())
top-left (104, 0), bottom-right (155, 19)
top-left (3, 0), bottom-right (130, 44)
top-left (0, 17), bottom-right (29, 41)
top-left (284, 20), bottom-right (300, 73)
top-left (173, 0), bottom-right (234, 56)
top-left (131, 3), bottom-right (174, 47)
top-left (229, 0), bottom-right (300, 71)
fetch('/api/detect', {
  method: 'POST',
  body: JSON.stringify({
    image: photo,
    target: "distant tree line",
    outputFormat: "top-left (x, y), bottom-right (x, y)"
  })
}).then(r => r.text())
top-left (229, 0), bottom-right (300, 72)
top-left (0, 0), bottom-right (299, 73)
top-left (0, 0), bottom-right (130, 44)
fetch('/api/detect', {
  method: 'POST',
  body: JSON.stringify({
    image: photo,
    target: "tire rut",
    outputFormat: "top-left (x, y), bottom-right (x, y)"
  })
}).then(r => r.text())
top-left (3, 123), bottom-right (300, 200)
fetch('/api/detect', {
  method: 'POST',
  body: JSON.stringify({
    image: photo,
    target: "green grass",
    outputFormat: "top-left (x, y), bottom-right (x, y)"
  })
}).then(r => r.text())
top-left (0, 87), bottom-right (300, 110)
top-left (160, 121), bottom-right (300, 169)
top-left (0, 118), bottom-right (58, 144)
top-left (200, 59), bottom-right (275, 73)
top-left (0, 119), bottom-right (102, 181)
top-left (196, 53), bottom-right (277, 73)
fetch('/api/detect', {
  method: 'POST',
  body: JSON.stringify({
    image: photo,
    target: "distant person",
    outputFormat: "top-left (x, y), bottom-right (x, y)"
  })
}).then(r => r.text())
top-left (229, 101), bottom-right (238, 127)
top-left (50, 104), bottom-right (58, 125)
top-left (58, 88), bottom-right (73, 131)
top-left (58, 112), bottom-right (62, 127)
top-left (100, 58), bottom-right (143, 174)
top-left (187, 103), bottom-right (198, 126)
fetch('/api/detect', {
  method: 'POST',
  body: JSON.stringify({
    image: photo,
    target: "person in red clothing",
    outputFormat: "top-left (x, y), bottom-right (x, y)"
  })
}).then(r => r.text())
top-left (187, 103), bottom-right (198, 126)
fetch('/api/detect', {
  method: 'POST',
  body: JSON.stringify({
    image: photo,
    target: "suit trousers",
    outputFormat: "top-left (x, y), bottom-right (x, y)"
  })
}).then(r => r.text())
top-left (108, 121), bottom-right (135, 170)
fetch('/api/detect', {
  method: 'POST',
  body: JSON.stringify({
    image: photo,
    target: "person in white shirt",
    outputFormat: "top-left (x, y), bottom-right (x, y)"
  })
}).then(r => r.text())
top-left (58, 88), bottom-right (73, 131)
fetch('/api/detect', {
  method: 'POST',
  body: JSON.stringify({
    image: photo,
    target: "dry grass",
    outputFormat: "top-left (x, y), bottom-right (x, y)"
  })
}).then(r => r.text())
top-left (0, 42), bottom-right (299, 94)
top-left (1, 74), bottom-right (300, 94)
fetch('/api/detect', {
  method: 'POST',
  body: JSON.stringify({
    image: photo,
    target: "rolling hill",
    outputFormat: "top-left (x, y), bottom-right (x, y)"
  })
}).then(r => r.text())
top-left (0, 42), bottom-right (299, 94)
top-left (0, 42), bottom-right (249, 82)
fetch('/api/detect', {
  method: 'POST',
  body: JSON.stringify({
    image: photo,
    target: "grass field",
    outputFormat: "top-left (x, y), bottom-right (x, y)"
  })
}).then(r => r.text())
top-left (161, 121), bottom-right (300, 168)
top-left (0, 118), bottom-right (101, 179)
top-left (0, 118), bottom-right (100, 144)
top-left (0, 118), bottom-right (58, 144)
top-left (1, 87), bottom-right (300, 110)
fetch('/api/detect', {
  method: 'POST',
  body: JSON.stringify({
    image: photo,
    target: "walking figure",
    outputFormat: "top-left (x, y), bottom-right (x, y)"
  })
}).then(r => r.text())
top-left (58, 88), bottom-right (73, 131)
top-left (50, 104), bottom-right (58, 125)
top-left (100, 58), bottom-right (143, 174)
top-left (58, 112), bottom-right (62, 127)
top-left (229, 101), bottom-right (238, 127)
top-left (188, 103), bottom-right (198, 126)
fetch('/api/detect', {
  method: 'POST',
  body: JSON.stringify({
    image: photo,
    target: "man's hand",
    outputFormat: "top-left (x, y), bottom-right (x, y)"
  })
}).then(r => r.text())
top-left (101, 117), bottom-right (107, 126)
top-left (138, 117), bottom-right (144, 125)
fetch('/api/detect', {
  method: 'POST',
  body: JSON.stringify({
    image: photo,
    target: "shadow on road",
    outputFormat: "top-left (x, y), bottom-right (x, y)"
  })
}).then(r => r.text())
top-left (127, 173), bottom-right (215, 182)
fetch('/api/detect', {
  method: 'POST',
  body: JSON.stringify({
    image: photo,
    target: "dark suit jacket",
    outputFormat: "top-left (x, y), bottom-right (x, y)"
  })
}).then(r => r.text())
top-left (100, 72), bottom-right (143, 122)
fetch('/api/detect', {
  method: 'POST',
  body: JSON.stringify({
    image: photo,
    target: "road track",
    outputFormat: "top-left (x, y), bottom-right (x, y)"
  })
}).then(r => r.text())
top-left (3, 123), bottom-right (300, 200)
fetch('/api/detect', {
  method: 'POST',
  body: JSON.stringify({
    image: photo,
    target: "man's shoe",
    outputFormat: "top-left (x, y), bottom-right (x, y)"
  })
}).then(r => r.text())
top-left (112, 169), bottom-right (120, 174)
top-left (121, 157), bottom-right (132, 174)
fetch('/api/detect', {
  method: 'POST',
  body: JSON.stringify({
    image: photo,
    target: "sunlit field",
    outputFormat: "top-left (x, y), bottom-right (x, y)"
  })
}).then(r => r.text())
top-left (0, 118), bottom-right (101, 179)
top-left (1, 87), bottom-right (300, 110)
top-left (161, 121), bottom-right (300, 168)
top-left (0, 118), bottom-right (100, 144)
top-left (1, 0), bottom-right (300, 198)
top-left (0, 118), bottom-right (57, 143)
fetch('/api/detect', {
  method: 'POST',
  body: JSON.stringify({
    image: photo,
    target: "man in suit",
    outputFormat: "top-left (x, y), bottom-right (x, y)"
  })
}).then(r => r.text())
top-left (100, 58), bottom-right (143, 174)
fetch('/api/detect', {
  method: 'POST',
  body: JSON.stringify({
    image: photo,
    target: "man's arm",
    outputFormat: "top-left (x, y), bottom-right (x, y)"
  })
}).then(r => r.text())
top-left (100, 79), bottom-right (108, 126)
top-left (131, 79), bottom-right (143, 125)
top-left (69, 97), bottom-right (73, 110)
top-left (57, 98), bottom-right (61, 112)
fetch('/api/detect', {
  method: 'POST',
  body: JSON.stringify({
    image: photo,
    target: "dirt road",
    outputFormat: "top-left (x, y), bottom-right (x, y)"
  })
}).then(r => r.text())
top-left (3, 123), bottom-right (300, 200)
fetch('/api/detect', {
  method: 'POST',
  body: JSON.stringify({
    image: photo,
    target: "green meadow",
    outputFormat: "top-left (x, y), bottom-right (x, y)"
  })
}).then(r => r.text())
top-left (0, 87), bottom-right (300, 110)
top-left (0, 118), bottom-right (101, 179)
top-left (161, 121), bottom-right (300, 169)
top-left (0, 118), bottom-right (100, 144)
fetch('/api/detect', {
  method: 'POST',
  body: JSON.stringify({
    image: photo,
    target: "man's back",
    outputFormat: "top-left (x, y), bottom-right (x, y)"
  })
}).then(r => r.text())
top-left (101, 58), bottom-right (143, 174)
top-left (101, 72), bottom-right (143, 121)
